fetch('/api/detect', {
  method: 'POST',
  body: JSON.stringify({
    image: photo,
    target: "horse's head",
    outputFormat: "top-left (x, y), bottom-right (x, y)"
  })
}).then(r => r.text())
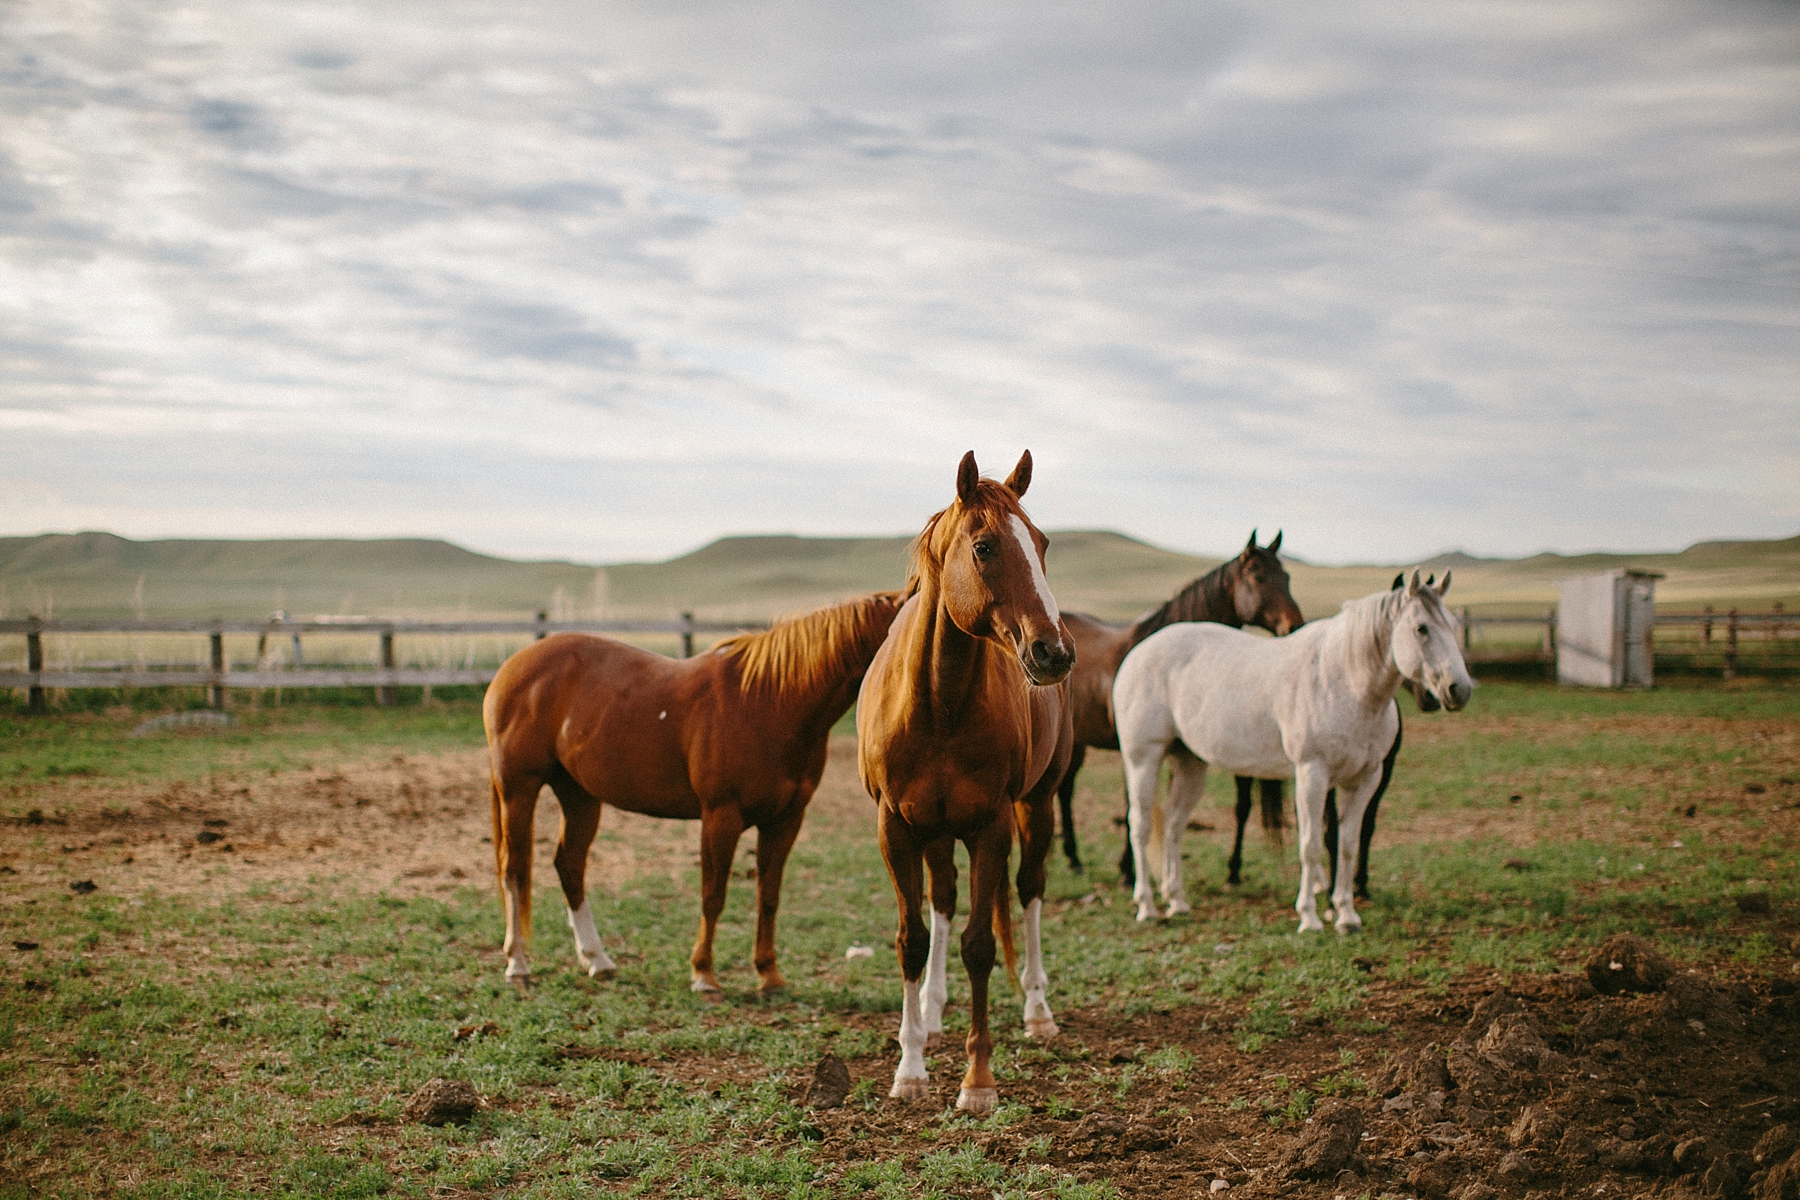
top-left (1388, 569), bottom-right (1473, 711)
top-left (1233, 529), bottom-right (1304, 636)
top-left (918, 450), bottom-right (1075, 686)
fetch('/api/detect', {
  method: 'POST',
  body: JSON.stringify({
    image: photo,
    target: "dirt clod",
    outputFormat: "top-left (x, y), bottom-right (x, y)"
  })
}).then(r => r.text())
top-left (68, 879), bottom-right (96, 894)
top-left (1755, 1127), bottom-right (1798, 1168)
top-left (1277, 1099), bottom-right (1364, 1181)
top-left (1755, 1149), bottom-right (1800, 1200)
top-left (804, 1054), bottom-right (850, 1109)
top-left (401, 1078), bottom-right (481, 1126)
top-left (1586, 933), bottom-right (1675, 994)
top-left (1738, 892), bottom-right (1773, 915)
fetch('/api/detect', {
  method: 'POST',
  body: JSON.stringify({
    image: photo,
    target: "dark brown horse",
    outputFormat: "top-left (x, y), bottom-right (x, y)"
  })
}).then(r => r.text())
top-left (857, 450), bottom-right (1074, 1117)
top-left (1056, 530), bottom-right (1305, 879)
top-left (483, 590), bottom-right (904, 991)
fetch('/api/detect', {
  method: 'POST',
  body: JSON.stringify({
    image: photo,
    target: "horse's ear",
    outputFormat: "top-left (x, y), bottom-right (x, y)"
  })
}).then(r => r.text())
top-left (1406, 568), bottom-right (1422, 596)
top-left (1003, 450), bottom-right (1032, 498)
top-left (956, 451), bottom-right (980, 504)
top-left (1268, 530), bottom-right (1282, 555)
top-left (1391, 573), bottom-right (1405, 590)
top-left (1436, 570), bottom-right (1453, 597)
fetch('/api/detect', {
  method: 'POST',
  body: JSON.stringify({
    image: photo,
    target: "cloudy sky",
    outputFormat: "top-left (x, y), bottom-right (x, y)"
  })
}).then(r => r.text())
top-left (2, 0), bottom-right (1796, 565)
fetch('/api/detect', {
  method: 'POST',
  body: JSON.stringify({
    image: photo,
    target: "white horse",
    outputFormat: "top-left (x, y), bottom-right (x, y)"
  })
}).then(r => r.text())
top-left (1114, 570), bottom-right (1473, 931)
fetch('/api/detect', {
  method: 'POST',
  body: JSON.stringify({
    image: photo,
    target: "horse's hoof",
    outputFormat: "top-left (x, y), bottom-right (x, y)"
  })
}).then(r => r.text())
top-left (509, 975), bottom-right (531, 996)
top-left (1297, 916), bottom-right (1326, 933)
top-left (1134, 905), bottom-right (1157, 923)
top-left (889, 1076), bottom-right (929, 1101)
top-left (955, 1086), bottom-right (999, 1116)
top-left (690, 979), bottom-right (724, 1001)
top-left (587, 965), bottom-right (617, 982)
top-left (1335, 920), bottom-right (1364, 936)
top-left (1025, 1017), bottom-right (1059, 1040)
top-left (1165, 903), bottom-right (1191, 919)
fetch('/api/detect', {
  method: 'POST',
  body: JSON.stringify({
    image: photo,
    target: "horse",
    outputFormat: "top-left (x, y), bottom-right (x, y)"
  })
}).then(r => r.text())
top-left (857, 450), bottom-right (1074, 1116)
top-left (482, 589), bottom-right (905, 991)
top-left (1114, 570), bottom-right (1472, 930)
top-left (1056, 530), bottom-right (1305, 881)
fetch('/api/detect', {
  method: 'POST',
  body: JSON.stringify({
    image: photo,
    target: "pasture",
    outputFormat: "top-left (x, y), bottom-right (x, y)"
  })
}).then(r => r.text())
top-left (1, 681), bottom-right (1797, 1199)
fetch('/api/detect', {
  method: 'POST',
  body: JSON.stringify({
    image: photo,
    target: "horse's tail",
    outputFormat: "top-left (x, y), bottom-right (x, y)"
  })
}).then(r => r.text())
top-left (994, 880), bottom-right (1017, 992)
top-left (489, 760), bottom-right (529, 944)
top-left (1260, 783), bottom-right (1284, 842)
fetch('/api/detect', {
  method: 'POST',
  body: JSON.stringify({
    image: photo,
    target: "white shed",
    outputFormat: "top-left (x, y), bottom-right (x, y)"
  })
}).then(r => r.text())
top-left (1556, 569), bottom-right (1662, 688)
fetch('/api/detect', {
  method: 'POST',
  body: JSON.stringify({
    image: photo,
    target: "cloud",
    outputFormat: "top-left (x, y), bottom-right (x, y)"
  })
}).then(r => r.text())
top-left (0, 0), bottom-right (1795, 566)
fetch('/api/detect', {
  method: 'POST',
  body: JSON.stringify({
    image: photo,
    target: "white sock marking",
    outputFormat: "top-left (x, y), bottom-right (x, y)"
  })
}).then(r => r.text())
top-left (923, 909), bottom-right (950, 1034)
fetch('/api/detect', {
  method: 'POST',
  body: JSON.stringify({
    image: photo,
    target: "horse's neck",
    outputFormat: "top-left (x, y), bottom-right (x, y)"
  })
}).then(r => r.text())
top-left (1130, 563), bottom-right (1238, 648)
top-left (902, 578), bottom-right (994, 727)
top-left (1320, 595), bottom-right (1403, 710)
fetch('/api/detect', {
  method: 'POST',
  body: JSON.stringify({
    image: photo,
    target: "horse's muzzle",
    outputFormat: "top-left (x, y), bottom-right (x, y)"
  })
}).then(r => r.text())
top-left (1441, 680), bottom-right (1472, 711)
top-left (1021, 637), bottom-right (1075, 686)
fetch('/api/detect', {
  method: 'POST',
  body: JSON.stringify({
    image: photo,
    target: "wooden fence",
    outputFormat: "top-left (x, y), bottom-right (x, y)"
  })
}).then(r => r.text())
top-left (0, 613), bottom-right (761, 714)
top-left (3, 605), bottom-right (1794, 713)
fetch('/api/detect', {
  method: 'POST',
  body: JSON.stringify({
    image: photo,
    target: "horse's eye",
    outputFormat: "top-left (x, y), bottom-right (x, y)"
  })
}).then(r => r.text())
top-left (1417, 623), bottom-right (1430, 637)
top-left (973, 540), bottom-right (996, 561)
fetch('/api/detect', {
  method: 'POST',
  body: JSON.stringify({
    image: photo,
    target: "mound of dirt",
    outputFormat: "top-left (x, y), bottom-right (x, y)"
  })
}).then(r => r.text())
top-left (1586, 933), bottom-right (1677, 995)
top-left (401, 1078), bottom-right (482, 1126)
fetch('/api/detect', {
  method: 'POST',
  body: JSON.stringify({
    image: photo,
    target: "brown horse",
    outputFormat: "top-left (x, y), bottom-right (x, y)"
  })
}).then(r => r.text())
top-left (1056, 530), bottom-right (1305, 878)
top-left (483, 590), bottom-right (904, 991)
top-left (857, 450), bottom-right (1075, 1117)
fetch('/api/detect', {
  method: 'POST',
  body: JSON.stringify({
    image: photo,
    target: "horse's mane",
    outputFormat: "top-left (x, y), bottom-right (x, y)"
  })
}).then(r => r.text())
top-left (903, 478), bottom-right (1028, 591)
top-left (719, 591), bottom-right (905, 699)
top-left (1130, 562), bottom-right (1235, 647)
top-left (1333, 584), bottom-right (1451, 656)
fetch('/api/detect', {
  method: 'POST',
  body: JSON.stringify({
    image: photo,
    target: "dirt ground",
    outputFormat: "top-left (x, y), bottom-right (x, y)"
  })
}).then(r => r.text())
top-left (5, 730), bottom-right (1800, 1199)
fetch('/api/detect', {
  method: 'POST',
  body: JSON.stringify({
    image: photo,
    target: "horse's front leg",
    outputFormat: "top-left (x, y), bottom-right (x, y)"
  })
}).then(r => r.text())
top-left (749, 803), bottom-right (808, 995)
top-left (922, 836), bottom-right (958, 1046)
top-left (1227, 776), bottom-right (1254, 886)
top-left (879, 807), bottom-right (933, 1101)
top-left (689, 805), bottom-right (746, 996)
top-left (548, 776), bottom-right (616, 980)
top-left (1121, 741), bottom-right (1166, 922)
top-left (1292, 761), bottom-right (1332, 932)
top-left (956, 816), bottom-right (1011, 1116)
top-left (1056, 743), bottom-right (1086, 873)
top-left (1327, 770), bottom-right (1381, 933)
top-left (1014, 790), bottom-right (1059, 1040)
top-left (1159, 749), bottom-right (1207, 917)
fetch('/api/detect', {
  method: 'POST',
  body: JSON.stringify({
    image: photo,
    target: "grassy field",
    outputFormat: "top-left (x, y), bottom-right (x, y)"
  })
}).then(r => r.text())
top-left (1, 681), bottom-right (1797, 1198)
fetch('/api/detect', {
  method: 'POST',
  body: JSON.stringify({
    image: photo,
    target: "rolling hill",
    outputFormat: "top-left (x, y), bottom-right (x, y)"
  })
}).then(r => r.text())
top-left (0, 529), bottom-right (1793, 623)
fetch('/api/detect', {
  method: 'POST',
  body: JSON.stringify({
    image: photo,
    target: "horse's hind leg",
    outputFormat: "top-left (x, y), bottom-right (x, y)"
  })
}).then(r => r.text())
top-left (1056, 744), bottom-right (1086, 873)
top-left (689, 805), bottom-right (746, 996)
top-left (493, 772), bottom-right (545, 981)
top-left (547, 771), bottom-right (615, 980)
top-left (922, 836), bottom-right (957, 1045)
top-left (1355, 717), bottom-right (1401, 901)
top-left (1227, 776), bottom-right (1254, 885)
top-left (1014, 788), bottom-right (1059, 1040)
top-left (1323, 787), bottom-right (1340, 898)
top-left (879, 807), bottom-right (932, 1101)
top-left (1158, 747), bottom-right (1206, 917)
top-left (749, 805), bottom-right (807, 995)
top-left (1292, 761), bottom-right (1331, 933)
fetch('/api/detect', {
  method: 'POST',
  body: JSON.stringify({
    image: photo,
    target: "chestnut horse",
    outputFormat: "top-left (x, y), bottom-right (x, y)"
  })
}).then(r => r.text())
top-left (857, 450), bottom-right (1074, 1116)
top-left (1057, 530), bottom-right (1305, 880)
top-left (483, 590), bottom-right (904, 991)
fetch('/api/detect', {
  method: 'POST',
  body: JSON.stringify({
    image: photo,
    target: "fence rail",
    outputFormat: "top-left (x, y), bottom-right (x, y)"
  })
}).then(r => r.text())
top-left (2, 614), bottom-right (764, 713)
top-left (5, 606), bottom-right (1794, 712)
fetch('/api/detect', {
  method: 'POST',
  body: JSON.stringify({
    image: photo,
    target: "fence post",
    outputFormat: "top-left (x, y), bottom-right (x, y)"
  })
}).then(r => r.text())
top-left (535, 611), bottom-right (548, 641)
top-left (209, 625), bottom-right (225, 710)
top-left (378, 627), bottom-right (396, 707)
top-left (1461, 606), bottom-right (1472, 651)
top-left (681, 612), bottom-right (695, 659)
top-left (1725, 608), bottom-right (1738, 680)
top-left (26, 615), bottom-right (45, 714)
top-left (1701, 605), bottom-right (1713, 645)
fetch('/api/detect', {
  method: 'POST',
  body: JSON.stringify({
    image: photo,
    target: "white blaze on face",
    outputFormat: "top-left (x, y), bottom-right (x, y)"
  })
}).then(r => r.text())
top-left (1009, 514), bottom-right (1059, 626)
